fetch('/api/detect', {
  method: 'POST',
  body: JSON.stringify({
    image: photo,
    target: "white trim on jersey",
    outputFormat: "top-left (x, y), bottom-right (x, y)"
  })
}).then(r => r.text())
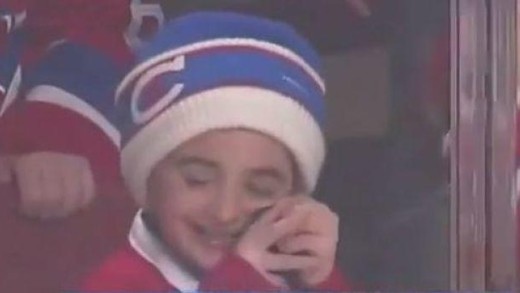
top-left (129, 210), bottom-right (199, 292)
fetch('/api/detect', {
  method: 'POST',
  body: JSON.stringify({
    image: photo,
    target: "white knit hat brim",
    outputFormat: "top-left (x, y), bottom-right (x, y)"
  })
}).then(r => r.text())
top-left (121, 86), bottom-right (326, 207)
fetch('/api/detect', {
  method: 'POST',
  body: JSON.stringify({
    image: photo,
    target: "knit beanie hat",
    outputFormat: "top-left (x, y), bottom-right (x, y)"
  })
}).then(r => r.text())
top-left (116, 12), bottom-right (326, 206)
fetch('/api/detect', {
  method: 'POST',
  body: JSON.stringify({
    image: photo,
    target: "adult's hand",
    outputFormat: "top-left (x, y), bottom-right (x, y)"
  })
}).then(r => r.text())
top-left (14, 152), bottom-right (95, 219)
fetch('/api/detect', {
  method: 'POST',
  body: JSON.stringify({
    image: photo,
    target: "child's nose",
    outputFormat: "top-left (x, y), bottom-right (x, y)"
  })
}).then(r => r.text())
top-left (212, 188), bottom-right (242, 225)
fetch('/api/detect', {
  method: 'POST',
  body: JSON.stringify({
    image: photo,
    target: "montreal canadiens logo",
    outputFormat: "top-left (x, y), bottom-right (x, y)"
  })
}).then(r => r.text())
top-left (131, 55), bottom-right (185, 125)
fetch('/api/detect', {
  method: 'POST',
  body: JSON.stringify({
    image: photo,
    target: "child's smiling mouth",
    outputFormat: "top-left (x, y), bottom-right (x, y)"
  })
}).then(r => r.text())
top-left (191, 223), bottom-right (243, 249)
top-left (190, 206), bottom-right (273, 250)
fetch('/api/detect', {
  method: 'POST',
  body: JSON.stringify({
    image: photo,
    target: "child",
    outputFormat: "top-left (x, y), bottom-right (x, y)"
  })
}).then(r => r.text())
top-left (79, 11), bottom-right (350, 292)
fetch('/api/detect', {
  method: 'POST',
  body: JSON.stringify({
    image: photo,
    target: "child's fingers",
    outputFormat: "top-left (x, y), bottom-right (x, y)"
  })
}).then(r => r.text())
top-left (241, 202), bottom-right (309, 250)
top-left (255, 197), bottom-right (300, 225)
top-left (268, 206), bottom-right (311, 244)
top-left (263, 253), bottom-right (315, 272)
top-left (277, 234), bottom-right (322, 256)
top-left (291, 201), bottom-right (340, 237)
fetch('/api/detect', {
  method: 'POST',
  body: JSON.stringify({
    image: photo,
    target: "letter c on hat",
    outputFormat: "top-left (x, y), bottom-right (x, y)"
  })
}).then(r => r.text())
top-left (131, 55), bottom-right (185, 125)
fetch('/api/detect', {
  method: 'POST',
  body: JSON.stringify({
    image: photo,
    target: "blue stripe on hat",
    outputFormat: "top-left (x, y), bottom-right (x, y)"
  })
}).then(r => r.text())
top-left (137, 12), bottom-right (322, 76)
top-left (118, 46), bottom-right (325, 145)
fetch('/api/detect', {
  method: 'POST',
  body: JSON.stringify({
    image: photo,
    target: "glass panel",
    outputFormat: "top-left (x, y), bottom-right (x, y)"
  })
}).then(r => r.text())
top-left (456, 0), bottom-right (488, 289)
top-left (487, 0), bottom-right (518, 291)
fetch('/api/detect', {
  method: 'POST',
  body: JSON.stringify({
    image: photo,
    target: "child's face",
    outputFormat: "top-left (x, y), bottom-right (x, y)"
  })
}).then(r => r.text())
top-left (147, 129), bottom-right (296, 276)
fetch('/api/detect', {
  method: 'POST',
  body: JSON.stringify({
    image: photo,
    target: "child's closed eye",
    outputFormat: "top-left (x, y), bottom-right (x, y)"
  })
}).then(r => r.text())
top-left (247, 178), bottom-right (281, 198)
top-left (180, 165), bottom-right (216, 187)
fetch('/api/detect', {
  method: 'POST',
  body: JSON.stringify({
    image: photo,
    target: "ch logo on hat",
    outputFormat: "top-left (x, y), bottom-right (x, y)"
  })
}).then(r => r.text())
top-left (131, 55), bottom-right (185, 125)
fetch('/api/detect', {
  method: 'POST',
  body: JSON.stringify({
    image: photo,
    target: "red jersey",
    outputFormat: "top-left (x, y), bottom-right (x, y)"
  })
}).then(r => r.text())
top-left (79, 212), bottom-right (351, 292)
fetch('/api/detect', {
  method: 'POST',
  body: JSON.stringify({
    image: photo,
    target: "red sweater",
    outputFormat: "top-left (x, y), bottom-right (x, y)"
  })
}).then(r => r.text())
top-left (79, 213), bottom-right (351, 292)
top-left (80, 244), bottom-right (349, 292)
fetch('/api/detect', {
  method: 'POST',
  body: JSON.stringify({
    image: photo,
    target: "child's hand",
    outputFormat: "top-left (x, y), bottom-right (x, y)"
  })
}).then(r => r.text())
top-left (276, 197), bottom-right (339, 287)
top-left (234, 197), bottom-right (316, 288)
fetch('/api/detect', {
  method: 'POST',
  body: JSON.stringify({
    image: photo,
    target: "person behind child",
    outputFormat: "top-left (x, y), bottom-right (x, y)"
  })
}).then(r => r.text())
top-left (78, 11), bottom-right (350, 291)
top-left (0, 2), bottom-right (136, 292)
